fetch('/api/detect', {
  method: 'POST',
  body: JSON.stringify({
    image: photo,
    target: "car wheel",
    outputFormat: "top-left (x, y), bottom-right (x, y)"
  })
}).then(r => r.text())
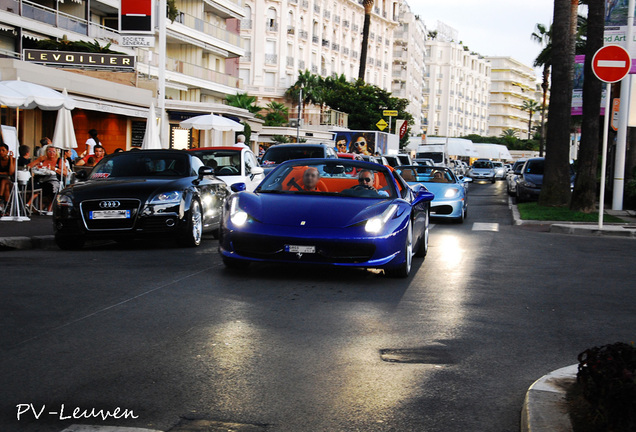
top-left (516, 189), bottom-right (525, 204)
top-left (222, 255), bottom-right (250, 269)
top-left (179, 198), bottom-right (202, 247)
top-left (55, 233), bottom-right (85, 250)
top-left (414, 210), bottom-right (429, 257)
top-left (454, 206), bottom-right (466, 224)
top-left (491, 177), bottom-right (496, 183)
top-left (387, 220), bottom-right (413, 278)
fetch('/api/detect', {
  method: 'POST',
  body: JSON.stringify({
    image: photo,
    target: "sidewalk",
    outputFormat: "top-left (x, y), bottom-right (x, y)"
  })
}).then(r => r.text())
top-left (0, 214), bottom-right (56, 249)
top-left (510, 199), bottom-right (636, 239)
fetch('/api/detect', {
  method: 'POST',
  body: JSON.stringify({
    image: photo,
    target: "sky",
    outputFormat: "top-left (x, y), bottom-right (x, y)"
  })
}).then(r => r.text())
top-left (408, 0), bottom-right (555, 76)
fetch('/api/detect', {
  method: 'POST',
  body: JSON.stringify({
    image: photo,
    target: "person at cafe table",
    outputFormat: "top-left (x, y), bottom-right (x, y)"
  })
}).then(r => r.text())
top-left (76, 144), bottom-right (105, 166)
top-left (27, 146), bottom-right (69, 210)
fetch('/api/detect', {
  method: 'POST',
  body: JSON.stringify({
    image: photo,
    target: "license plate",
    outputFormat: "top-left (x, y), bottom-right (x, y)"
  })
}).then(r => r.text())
top-left (285, 245), bottom-right (315, 254)
top-left (90, 210), bottom-right (131, 220)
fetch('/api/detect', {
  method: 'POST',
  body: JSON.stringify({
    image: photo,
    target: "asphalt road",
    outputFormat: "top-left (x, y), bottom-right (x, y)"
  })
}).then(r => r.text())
top-left (1, 180), bottom-right (635, 432)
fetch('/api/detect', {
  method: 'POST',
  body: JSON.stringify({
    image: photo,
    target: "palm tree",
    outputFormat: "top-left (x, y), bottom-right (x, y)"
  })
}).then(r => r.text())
top-left (570, 0), bottom-right (605, 213)
top-left (225, 93), bottom-right (262, 115)
top-left (358, 0), bottom-right (374, 81)
top-left (521, 100), bottom-right (541, 139)
top-left (540, 0), bottom-right (576, 207)
top-left (531, 23), bottom-right (552, 157)
top-left (285, 70), bottom-right (321, 120)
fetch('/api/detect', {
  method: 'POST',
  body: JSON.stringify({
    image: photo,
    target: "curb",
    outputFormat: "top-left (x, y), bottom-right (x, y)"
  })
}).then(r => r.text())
top-left (509, 198), bottom-right (636, 238)
top-left (521, 364), bottom-right (577, 432)
top-left (0, 235), bottom-right (55, 250)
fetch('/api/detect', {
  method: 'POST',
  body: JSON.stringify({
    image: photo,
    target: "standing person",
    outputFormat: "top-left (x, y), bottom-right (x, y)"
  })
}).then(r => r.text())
top-left (0, 143), bottom-right (15, 209)
top-left (233, 134), bottom-right (249, 149)
top-left (37, 137), bottom-right (52, 157)
top-left (83, 129), bottom-right (100, 156)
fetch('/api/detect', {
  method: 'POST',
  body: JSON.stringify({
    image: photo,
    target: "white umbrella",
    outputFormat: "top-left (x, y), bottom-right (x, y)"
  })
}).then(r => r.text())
top-left (0, 80), bottom-right (75, 221)
top-left (179, 114), bottom-right (244, 132)
top-left (51, 89), bottom-right (77, 187)
top-left (2, 79), bottom-right (75, 111)
top-left (141, 104), bottom-right (162, 149)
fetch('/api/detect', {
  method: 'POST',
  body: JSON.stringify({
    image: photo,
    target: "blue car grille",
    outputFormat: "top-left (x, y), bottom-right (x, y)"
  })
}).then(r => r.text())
top-left (231, 233), bottom-right (376, 263)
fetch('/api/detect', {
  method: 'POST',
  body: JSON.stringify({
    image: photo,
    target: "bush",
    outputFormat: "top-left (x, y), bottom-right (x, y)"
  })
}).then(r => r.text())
top-left (577, 342), bottom-right (636, 431)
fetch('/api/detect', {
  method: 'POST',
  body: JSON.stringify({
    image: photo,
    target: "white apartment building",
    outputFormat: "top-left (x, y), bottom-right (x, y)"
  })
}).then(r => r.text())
top-left (0, 0), bottom-right (248, 150)
top-left (391, 2), bottom-right (426, 135)
top-left (486, 56), bottom-right (539, 138)
top-left (423, 35), bottom-right (491, 138)
top-left (238, 0), bottom-right (399, 107)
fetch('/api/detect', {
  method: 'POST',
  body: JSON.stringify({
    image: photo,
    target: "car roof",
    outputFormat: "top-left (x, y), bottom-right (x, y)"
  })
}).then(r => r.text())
top-left (188, 146), bottom-right (242, 151)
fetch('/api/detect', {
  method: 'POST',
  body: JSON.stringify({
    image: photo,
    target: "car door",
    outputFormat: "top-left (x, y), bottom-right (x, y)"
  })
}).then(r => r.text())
top-left (190, 156), bottom-right (225, 229)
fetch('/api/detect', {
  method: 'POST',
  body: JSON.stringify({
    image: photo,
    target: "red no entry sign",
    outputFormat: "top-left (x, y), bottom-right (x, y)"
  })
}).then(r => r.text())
top-left (592, 45), bottom-right (632, 83)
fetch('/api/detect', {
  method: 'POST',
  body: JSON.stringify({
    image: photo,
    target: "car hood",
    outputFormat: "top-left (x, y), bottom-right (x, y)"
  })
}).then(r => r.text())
top-left (66, 178), bottom-right (189, 200)
top-left (412, 182), bottom-right (459, 198)
top-left (237, 192), bottom-right (396, 228)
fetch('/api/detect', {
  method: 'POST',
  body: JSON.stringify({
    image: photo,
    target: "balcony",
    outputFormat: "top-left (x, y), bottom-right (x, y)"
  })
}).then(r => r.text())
top-left (321, 39), bottom-right (329, 47)
top-left (287, 26), bottom-right (295, 35)
top-left (137, 50), bottom-right (242, 92)
top-left (312, 35), bottom-right (319, 44)
top-left (323, 10), bottom-right (330, 19)
top-left (266, 22), bottom-right (279, 32)
top-left (299, 29), bottom-right (308, 39)
top-left (264, 53), bottom-right (278, 64)
top-left (240, 19), bottom-right (252, 29)
top-left (313, 4), bottom-right (320, 13)
top-left (299, 59), bottom-right (305, 69)
top-left (171, 11), bottom-right (243, 56)
top-left (202, 0), bottom-right (245, 20)
top-left (1, 0), bottom-right (119, 43)
top-left (331, 42), bottom-right (339, 51)
top-left (311, 64), bottom-right (317, 73)
top-left (286, 56), bottom-right (294, 67)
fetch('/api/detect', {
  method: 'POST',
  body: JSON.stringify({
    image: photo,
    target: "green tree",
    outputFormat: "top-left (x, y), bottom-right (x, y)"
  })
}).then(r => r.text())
top-left (259, 102), bottom-right (289, 127)
top-left (285, 70), bottom-right (322, 120)
top-left (520, 100), bottom-right (541, 139)
top-left (571, 0), bottom-right (605, 213)
top-left (225, 93), bottom-right (263, 115)
top-left (35, 36), bottom-right (123, 53)
top-left (540, 0), bottom-right (576, 207)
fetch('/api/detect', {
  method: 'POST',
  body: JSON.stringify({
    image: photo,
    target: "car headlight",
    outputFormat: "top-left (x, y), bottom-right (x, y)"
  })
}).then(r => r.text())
top-left (365, 204), bottom-right (398, 234)
top-left (149, 191), bottom-right (182, 204)
top-left (444, 187), bottom-right (461, 198)
top-left (230, 197), bottom-right (249, 227)
top-left (55, 193), bottom-right (74, 207)
top-left (520, 179), bottom-right (537, 188)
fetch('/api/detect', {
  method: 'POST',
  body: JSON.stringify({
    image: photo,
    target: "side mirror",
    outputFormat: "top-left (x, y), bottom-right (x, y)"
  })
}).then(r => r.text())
top-left (75, 170), bottom-right (88, 181)
top-left (198, 166), bottom-right (214, 178)
top-left (413, 187), bottom-right (434, 206)
top-left (231, 182), bottom-right (247, 192)
top-left (463, 176), bottom-right (473, 183)
top-left (251, 167), bottom-right (264, 176)
top-left (514, 167), bottom-right (523, 175)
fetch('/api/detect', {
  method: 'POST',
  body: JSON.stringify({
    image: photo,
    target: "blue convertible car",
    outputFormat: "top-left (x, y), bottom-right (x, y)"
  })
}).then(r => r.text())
top-left (394, 165), bottom-right (470, 223)
top-left (219, 159), bottom-right (434, 277)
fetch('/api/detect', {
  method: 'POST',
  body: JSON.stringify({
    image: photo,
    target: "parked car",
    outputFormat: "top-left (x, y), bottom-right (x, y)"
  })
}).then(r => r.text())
top-left (414, 158), bottom-right (435, 167)
top-left (492, 161), bottom-right (506, 180)
top-left (53, 150), bottom-right (230, 249)
top-left (396, 153), bottom-right (413, 166)
top-left (395, 165), bottom-right (472, 223)
top-left (382, 154), bottom-right (401, 167)
top-left (219, 158), bottom-right (434, 277)
top-left (515, 157), bottom-right (575, 203)
top-left (188, 146), bottom-right (264, 192)
top-left (469, 159), bottom-right (496, 183)
top-left (260, 143), bottom-right (338, 174)
top-left (506, 159), bottom-right (526, 196)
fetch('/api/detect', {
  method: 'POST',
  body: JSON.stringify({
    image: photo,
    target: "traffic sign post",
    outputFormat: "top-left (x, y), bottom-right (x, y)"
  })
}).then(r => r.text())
top-left (592, 45), bottom-right (632, 229)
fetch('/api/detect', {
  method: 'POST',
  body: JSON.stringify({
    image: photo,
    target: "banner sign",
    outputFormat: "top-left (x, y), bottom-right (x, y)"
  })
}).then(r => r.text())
top-left (604, 0), bottom-right (636, 71)
top-left (571, 55), bottom-right (607, 116)
top-left (120, 0), bottom-right (153, 34)
top-left (23, 49), bottom-right (135, 69)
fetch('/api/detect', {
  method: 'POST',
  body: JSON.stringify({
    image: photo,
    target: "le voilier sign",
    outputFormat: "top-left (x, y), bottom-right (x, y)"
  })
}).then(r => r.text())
top-left (23, 49), bottom-right (135, 70)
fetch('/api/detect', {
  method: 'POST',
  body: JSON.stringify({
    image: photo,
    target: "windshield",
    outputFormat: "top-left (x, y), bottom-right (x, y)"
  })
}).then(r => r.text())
top-left (89, 152), bottom-right (193, 179)
top-left (191, 149), bottom-right (241, 176)
top-left (416, 152), bottom-right (444, 163)
top-left (261, 146), bottom-right (326, 166)
top-left (525, 159), bottom-right (544, 175)
top-left (473, 160), bottom-right (493, 169)
top-left (396, 166), bottom-right (456, 184)
top-left (257, 160), bottom-right (397, 199)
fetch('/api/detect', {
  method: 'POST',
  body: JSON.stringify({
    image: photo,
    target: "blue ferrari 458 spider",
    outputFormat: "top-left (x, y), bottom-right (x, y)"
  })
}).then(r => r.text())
top-left (219, 159), bottom-right (434, 277)
top-left (394, 165), bottom-right (471, 223)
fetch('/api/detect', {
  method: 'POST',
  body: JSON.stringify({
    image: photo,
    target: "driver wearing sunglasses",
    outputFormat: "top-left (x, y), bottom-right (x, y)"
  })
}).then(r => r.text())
top-left (357, 170), bottom-right (376, 190)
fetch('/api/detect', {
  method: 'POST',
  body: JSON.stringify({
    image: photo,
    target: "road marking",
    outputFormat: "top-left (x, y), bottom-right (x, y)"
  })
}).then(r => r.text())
top-left (472, 222), bottom-right (499, 232)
